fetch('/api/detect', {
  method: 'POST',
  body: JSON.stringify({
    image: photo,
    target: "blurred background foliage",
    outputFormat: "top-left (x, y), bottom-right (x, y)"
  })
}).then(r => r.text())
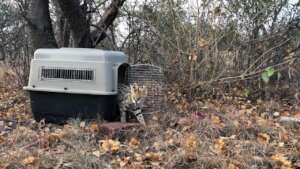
top-left (0, 0), bottom-right (299, 100)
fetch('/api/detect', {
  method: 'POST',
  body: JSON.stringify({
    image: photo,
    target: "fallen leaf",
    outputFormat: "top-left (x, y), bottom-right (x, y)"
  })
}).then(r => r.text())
top-left (292, 139), bottom-right (298, 144)
top-left (228, 163), bottom-right (240, 169)
top-left (89, 123), bottom-right (99, 132)
top-left (150, 161), bottom-right (161, 167)
top-left (273, 112), bottom-right (280, 117)
top-left (256, 117), bottom-right (268, 126)
top-left (220, 135), bottom-right (236, 140)
top-left (183, 134), bottom-right (198, 151)
top-left (111, 158), bottom-right (121, 165)
top-left (167, 138), bottom-right (175, 146)
top-left (127, 162), bottom-right (145, 169)
top-left (176, 99), bottom-right (190, 112)
top-left (232, 120), bottom-right (240, 127)
top-left (295, 161), bottom-right (300, 168)
top-left (0, 135), bottom-right (5, 144)
top-left (129, 138), bottom-right (140, 149)
top-left (120, 157), bottom-right (130, 167)
top-left (257, 133), bottom-right (270, 144)
top-left (134, 153), bottom-right (143, 162)
top-left (214, 138), bottom-right (225, 153)
top-left (271, 154), bottom-right (292, 168)
top-left (80, 121), bottom-right (86, 128)
top-left (48, 132), bottom-right (64, 144)
top-left (99, 139), bottom-right (120, 153)
top-left (279, 131), bottom-right (289, 142)
top-left (279, 111), bottom-right (289, 116)
top-left (152, 115), bottom-right (159, 121)
top-left (145, 152), bottom-right (161, 161)
top-left (153, 142), bottom-right (162, 150)
top-left (278, 142), bottom-right (284, 147)
top-left (182, 126), bottom-right (192, 132)
top-left (20, 156), bottom-right (36, 166)
top-left (182, 134), bottom-right (198, 160)
top-left (211, 115), bottom-right (221, 125)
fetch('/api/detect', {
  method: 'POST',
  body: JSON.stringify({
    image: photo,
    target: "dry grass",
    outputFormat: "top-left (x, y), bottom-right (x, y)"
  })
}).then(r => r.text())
top-left (0, 85), bottom-right (299, 169)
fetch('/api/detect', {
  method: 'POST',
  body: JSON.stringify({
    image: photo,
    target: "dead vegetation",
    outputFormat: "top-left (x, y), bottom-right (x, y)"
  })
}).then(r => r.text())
top-left (0, 80), bottom-right (299, 169)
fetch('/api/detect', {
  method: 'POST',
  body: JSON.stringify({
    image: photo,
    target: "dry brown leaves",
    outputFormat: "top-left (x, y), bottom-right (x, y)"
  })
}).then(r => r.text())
top-left (181, 133), bottom-right (199, 160)
top-left (99, 139), bottom-right (121, 153)
top-left (213, 138), bottom-right (226, 154)
top-left (20, 156), bottom-right (40, 167)
top-left (271, 153), bottom-right (292, 169)
top-left (0, 85), bottom-right (299, 169)
top-left (257, 133), bottom-right (270, 144)
top-left (129, 137), bottom-right (140, 149)
top-left (228, 163), bottom-right (240, 169)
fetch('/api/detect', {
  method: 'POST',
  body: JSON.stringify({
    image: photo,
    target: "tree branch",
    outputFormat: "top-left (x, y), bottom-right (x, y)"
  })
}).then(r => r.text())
top-left (91, 0), bottom-right (127, 47)
top-left (57, 0), bottom-right (126, 48)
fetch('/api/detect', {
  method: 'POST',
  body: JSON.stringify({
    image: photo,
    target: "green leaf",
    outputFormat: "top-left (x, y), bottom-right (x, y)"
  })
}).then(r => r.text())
top-left (261, 71), bottom-right (270, 83)
top-left (244, 88), bottom-right (250, 97)
top-left (261, 67), bottom-right (276, 84)
top-left (265, 67), bottom-right (275, 77)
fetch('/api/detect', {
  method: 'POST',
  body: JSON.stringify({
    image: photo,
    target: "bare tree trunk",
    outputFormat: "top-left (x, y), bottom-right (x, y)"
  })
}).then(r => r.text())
top-left (52, 0), bottom-right (70, 47)
top-left (56, 0), bottom-right (92, 48)
top-left (28, 0), bottom-right (57, 50)
top-left (57, 0), bottom-right (126, 48)
top-left (62, 21), bottom-right (71, 47)
top-left (26, 0), bottom-right (126, 49)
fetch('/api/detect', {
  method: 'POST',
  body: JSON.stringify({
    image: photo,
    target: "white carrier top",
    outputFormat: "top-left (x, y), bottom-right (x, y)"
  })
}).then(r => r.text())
top-left (34, 48), bottom-right (126, 63)
top-left (24, 48), bottom-right (128, 95)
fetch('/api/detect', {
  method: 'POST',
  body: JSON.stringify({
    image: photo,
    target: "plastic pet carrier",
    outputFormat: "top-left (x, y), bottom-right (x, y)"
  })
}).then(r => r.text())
top-left (24, 48), bottom-right (128, 123)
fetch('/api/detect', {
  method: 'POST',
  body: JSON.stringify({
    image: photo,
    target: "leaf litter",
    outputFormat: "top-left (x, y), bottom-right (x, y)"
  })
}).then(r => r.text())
top-left (0, 85), bottom-right (299, 169)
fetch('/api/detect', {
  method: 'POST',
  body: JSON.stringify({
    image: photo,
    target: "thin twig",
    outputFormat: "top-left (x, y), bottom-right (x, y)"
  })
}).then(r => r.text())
top-left (243, 38), bottom-right (291, 75)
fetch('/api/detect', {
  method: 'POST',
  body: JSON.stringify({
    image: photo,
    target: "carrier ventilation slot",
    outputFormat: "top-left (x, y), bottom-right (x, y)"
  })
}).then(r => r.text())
top-left (41, 68), bottom-right (94, 81)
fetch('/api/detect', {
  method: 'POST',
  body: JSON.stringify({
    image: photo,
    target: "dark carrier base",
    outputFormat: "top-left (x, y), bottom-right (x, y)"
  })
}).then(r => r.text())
top-left (29, 91), bottom-right (118, 123)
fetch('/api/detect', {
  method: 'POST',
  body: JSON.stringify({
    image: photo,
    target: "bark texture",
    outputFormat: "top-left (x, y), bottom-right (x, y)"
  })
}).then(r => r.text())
top-left (56, 0), bottom-right (92, 48)
top-left (28, 0), bottom-right (57, 49)
top-left (27, 0), bottom-right (126, 49)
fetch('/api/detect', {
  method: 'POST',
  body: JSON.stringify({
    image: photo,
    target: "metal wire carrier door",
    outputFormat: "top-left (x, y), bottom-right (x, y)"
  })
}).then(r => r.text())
top-left (128, 64), bottom-right (165, 119)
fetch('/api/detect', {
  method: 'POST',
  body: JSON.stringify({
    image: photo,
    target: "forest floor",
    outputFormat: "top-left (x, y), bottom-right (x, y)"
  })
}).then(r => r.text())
top-left (0, 83), bottom-right (300, 169)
